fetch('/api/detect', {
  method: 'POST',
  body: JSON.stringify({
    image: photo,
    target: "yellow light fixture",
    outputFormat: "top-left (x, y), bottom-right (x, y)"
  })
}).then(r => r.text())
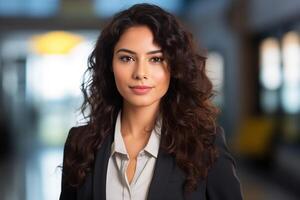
top-left (31, 31), bottom-right (84, 55)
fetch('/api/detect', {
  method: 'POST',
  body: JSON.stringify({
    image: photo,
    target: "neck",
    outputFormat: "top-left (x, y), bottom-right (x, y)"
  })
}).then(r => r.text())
top-left (121, 101), bottom-right (160, 139)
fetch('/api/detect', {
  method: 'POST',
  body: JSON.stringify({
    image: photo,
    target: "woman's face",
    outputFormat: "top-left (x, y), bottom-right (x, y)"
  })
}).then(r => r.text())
top-left (112, 26), bottom-right (170, 108)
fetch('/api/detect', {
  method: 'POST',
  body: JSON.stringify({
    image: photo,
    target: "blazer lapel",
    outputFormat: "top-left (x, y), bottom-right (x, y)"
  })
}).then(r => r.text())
top-left (91, 130), bottom-right (174, 200)
top-left (93, 132), bottom-right (114, 200)
top-left (147, 148), bottom-right (174, 200)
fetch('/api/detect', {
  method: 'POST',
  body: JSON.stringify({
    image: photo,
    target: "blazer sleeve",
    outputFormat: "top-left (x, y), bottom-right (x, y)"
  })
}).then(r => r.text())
top-left (206, 127), bottom-right (243, 200)
top-left (60, 127), bottom-right (77, 200)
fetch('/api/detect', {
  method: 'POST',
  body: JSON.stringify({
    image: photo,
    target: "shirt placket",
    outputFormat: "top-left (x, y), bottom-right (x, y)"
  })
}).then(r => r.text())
top-left (121, 155), bottom-right (132, 200)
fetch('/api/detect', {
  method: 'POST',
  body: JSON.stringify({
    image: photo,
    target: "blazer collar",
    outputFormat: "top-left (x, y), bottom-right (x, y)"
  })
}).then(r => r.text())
top-left (92, 131), bottom-right (174, 200)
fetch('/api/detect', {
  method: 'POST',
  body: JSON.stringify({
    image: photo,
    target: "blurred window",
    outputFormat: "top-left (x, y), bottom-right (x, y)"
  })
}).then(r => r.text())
top-left (259, 37), bottom-right (281, 113)
top-left (26, 31), bottom-right (96, 146)
top-left (259, 31), bottom-right (300, 114)
top-left (282, 32), bottom-right (300, 114)
top-left (94, 0), bottom-right (183, 17)
top-left (0, 30), bottom-right (98, 200)
top-left (259, 37), bottom-right (282, 91)
top-left (0, 0), bottom-right (59, 17)
top-left (206, 51), bottom-right (225, 106)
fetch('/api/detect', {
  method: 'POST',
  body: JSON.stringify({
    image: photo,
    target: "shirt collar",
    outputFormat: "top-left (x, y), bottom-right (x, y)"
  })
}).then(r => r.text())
top-left (110, 110), bottom-right (162, 158)
top-left (144, 115), bottom-right (161, 158)
top-left (111, 111), bottom-right (128, 157)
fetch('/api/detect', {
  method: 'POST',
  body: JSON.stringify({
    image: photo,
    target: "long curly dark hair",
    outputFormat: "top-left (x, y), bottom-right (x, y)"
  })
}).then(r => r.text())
top-left (64, 3), bottom-right (219, 194)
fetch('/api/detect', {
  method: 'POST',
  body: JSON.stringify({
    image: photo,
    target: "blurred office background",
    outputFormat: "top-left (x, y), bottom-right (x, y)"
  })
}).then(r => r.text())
top-left (0, 0), bottom-right (300, 199)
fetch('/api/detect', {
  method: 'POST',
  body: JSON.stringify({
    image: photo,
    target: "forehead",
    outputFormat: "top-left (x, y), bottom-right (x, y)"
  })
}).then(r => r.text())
top-left (114, 26), bottom-right (161, 52)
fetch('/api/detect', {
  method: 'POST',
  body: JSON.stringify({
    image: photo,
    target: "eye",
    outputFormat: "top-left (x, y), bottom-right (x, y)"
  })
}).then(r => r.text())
top-left (150, 56), bottom-right (164, 63)
top-left (119, 55), bottom-right (134, 63)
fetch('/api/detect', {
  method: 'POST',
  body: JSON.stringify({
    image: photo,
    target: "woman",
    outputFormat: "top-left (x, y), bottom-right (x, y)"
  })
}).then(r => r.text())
top-left (60, 3), bottom-right (243, 200)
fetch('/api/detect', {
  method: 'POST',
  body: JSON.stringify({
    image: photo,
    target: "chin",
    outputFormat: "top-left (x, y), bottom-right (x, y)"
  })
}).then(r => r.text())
top-left (124, 97), bottom-right (161, 108)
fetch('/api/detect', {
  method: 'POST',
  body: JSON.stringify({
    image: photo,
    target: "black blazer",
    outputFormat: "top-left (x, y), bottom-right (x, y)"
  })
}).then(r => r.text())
top-left (60, 125), bottom-right (243, 200)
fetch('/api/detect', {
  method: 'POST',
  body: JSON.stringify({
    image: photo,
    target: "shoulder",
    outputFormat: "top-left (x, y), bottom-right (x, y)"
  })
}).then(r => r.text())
top-left (62, 125), bottom-right (90, 158)
top-left (67, 125), bottom-right (89, 137)
top-left (205, 126), bottom-right (244, 199)
top-left (60, 125), bottom-right (89, 199)
top-left (62, 125), bottom-right (91, 166)
top-left (214, 126), bottom-right (235, 161)
top-left (64, 125), bottom-right (89, 146)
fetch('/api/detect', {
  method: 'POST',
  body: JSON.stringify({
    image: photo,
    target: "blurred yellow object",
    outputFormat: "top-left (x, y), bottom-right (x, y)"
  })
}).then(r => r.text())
top-left (233, 117), bottom-right (275, 158)
top-left (31, 31), bottom-right (83, 55)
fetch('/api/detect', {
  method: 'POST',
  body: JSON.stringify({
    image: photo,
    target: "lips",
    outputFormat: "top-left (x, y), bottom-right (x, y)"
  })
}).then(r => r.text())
top-left (129, 85), bottom-right (153, 95)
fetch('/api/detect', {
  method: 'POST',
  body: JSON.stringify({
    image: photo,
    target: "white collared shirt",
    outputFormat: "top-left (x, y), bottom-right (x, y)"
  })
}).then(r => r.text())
top-left (106, 111), bottom-right (162, 200)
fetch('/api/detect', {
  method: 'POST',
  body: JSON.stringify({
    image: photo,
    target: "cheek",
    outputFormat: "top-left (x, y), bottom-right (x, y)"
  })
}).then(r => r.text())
top-left (113, 73), bottom-right (126, 97)
top-left (113, 63), bottom-right (128, 84)
top-left (152, 68), bottom-right (170, 89)
top-left (114, 70), bottom-right (124, 84)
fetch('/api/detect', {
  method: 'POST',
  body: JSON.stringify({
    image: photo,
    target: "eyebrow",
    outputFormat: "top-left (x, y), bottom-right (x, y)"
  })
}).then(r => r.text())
top-left (115, 48), bottom-right (162, 55)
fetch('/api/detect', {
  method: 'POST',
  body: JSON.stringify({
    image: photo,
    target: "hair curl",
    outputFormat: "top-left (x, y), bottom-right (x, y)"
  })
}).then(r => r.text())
top-left (64, 3), bottom-right (219, 195)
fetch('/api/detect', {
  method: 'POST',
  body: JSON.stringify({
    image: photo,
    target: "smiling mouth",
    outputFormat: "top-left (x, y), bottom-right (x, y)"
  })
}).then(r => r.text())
top-left (129, 86), bottom-right (153, 95)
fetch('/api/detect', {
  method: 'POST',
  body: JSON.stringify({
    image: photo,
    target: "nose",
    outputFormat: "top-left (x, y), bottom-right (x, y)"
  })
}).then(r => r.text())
top-left (132, 59), bottom-right (148, 80)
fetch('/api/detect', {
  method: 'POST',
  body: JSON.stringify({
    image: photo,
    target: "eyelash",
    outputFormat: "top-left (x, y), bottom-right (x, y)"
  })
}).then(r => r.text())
top-left (118, 56), bottom-right (164, 63)
top-left (150, 57), bottom-right (164, 63)
top-left (119, 56), bottom-right (134, 63)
